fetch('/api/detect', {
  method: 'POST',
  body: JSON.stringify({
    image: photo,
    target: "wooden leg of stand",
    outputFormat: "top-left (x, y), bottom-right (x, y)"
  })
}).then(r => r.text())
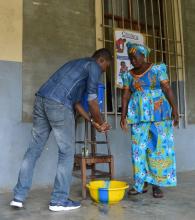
top-left (91, 126), bottom-right (96, 179)
top-left (109, 157), bottom-right (114, 179)
top-left (91, 164), bottom-right (96, 179)
top-left (81, 158), bottom-right (87, 199)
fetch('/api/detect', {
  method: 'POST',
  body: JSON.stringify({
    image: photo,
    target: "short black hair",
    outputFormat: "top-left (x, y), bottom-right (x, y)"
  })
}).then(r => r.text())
top-left (92, 48), bottom-right (112, 61)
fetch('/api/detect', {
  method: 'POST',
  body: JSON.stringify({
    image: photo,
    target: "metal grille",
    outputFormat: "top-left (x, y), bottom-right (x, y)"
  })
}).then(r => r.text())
top-left (96, 0), bottom-right (186, 127)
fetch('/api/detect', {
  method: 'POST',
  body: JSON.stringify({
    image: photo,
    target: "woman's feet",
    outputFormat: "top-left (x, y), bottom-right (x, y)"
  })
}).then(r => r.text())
top-left (152, 185), bottom-right (164, 198)
top-left (128, 188), bottom-right (148, 195)
top-left (128, 183), bottom-right (148, 195)
top-left (127, 183), bottom-right (164, 198)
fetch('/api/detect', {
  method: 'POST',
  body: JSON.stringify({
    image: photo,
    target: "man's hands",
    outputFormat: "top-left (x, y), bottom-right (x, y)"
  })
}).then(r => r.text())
top-left (91, 120), bottom-right (110, 133)
top-left (88, 99), bottom-right (111, 132)
top-left (74, 102), bottom-right (110, 132)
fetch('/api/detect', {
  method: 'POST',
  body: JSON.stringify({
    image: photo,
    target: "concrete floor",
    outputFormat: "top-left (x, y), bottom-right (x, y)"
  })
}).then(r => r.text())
top-left (1, 171), bottom-right (195, 220)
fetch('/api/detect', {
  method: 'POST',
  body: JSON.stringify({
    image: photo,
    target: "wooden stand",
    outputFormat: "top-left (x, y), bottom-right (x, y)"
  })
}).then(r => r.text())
top-left (73, 119), bottom-right (114, 199)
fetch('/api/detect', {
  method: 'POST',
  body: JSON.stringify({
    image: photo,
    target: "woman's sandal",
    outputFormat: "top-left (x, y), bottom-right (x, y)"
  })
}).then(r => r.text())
top-left (152, 186), bottom-right (164, 198)
top-left (128, 188), bottom-right (148, 195)
top-left (128, 183), bottom-right (148, 195)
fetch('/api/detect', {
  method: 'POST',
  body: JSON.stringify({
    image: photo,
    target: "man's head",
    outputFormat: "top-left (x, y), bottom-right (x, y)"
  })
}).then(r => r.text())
top-left (92, 48), bottom-right (112, 72)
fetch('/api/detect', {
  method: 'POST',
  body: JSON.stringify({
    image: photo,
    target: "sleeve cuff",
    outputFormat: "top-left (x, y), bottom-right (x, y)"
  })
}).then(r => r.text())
top-left (88, 94), bottom-right (97, 101)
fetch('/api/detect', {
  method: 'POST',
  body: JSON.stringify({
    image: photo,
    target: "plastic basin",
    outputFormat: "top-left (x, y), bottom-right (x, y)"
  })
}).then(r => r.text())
top-left (86, 180), bottom-right (129, 204)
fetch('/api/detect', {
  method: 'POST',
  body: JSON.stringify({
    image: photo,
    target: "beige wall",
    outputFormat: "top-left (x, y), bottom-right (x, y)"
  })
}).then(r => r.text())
top-left (22, 0), bottom-right (96, 121)
top-left (181, 0), bottom-right (195, 123)
top-left (0, 0), bottom-right (22, 62)
top-left (95, 0), bottom-right (103, 49)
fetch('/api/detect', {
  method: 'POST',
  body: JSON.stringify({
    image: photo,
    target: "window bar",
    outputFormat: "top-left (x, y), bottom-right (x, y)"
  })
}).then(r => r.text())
top-left (150, 0), bottom-right (157, 63)
top-left (111, 0), bottom-right (118, 129)
top-left (119, 0), bottom-right (125, 126)
top-left (143, 0), bottom-right (149, 48)
top-left (141, 34), bottom-right (181, 41)
top-left (101, 0), bottom-right (105, 47)
top-left (111, 0), bottom-right (115, 27)
top-left (109, 1), bottom-right (115, 117)
top-left (107, 2), bottom-right (115, 118)
top-left (164, 0), bottom-right (171, 83)
top-left (121, 0), bottom-right (125, 29)
top-left (103, 24), bottom-right (113, 28)
top-left (176, 0), bottom-right (187, 127)
top-left (128, 0), bottom-right (133, 29)
top-left (136, 0), bottom-right (141, 32)
top-left (170, 0), bottom-right (181, 128)
top-left (101, 0), bottom-right (108, 122)
top-left (157, 0), bottom-right (164, 61)
top-left (104, 39), bottom-right (114, 43)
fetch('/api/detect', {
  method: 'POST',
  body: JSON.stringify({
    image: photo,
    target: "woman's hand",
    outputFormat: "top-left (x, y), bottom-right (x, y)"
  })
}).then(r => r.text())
top-left (161, 81), bottom-right (179, 127)
top-left (121, 88), bottom-right (131, 132)
top-left (172, 107), bottom-right (179, 127)
top-left (120, 117), bottom-right (128, 132)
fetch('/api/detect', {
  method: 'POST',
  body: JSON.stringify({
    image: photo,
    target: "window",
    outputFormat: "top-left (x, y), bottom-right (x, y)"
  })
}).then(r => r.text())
top-left (96, 0), bottom-right (186, 127)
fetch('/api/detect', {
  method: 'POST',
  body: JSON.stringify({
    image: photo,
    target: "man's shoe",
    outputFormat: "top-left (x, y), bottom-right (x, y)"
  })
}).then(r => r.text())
top-left (49, 199), bottom-right (81, 212)
top-left (10, 199), bottom-right (23, 208)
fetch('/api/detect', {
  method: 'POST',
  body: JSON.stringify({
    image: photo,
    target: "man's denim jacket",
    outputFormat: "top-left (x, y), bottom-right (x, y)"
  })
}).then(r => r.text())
top-left (36, 58), bottom-right (101, 111)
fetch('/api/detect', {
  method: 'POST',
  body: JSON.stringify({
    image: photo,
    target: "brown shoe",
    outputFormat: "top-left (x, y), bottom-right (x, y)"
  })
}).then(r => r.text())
top-left (152, 186), bottom-right (164, 198)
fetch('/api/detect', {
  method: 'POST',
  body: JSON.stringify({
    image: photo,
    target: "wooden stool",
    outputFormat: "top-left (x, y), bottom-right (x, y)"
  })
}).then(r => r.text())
top-left (73, 119), bottom-right (114, 199)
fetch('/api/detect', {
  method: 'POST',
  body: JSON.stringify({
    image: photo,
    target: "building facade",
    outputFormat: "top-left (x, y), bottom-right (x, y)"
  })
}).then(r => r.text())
top-left (0, 0), bottom-right (195, 192)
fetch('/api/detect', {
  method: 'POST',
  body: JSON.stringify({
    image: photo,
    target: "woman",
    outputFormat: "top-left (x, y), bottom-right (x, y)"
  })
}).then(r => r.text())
top-left (120, 42), bottom-right (179, 198)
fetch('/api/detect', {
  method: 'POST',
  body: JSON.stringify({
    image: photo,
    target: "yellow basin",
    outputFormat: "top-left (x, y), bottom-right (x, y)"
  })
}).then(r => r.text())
top-left (86, 180), bottom-right (129, 204)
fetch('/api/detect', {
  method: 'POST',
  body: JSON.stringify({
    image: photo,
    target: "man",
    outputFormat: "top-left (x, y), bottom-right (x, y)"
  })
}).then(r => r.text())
top-left (10, 48), bottom-right (112, 211)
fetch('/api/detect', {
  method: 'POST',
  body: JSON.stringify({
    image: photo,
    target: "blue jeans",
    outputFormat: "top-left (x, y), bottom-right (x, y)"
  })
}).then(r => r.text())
top-left (14, 96), bottom-right (75, 203)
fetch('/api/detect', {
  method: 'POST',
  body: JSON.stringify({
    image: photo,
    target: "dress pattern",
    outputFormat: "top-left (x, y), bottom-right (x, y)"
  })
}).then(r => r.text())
top-left (122, 63), bottom-right (177, 192)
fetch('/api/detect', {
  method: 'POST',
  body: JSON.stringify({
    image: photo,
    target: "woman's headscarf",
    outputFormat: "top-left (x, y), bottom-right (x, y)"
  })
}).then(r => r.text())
top-left (126, 42), bottom-right (150, 58)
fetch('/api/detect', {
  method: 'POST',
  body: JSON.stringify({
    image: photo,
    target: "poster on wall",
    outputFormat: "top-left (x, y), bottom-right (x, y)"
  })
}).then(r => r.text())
top-left (114, 29), bottom-right (144, 88)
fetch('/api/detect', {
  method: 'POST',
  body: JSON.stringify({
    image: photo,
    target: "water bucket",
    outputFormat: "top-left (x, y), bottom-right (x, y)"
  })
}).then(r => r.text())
top-left (81, 83), bottom-right (105, 112)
